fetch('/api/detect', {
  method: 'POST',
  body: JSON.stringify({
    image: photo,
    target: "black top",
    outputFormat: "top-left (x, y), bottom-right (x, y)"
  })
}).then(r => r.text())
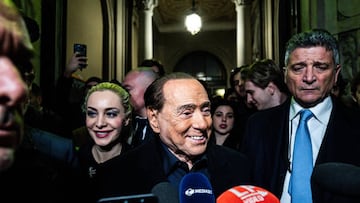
top-left (78, 140), bottom-right (132, 202)
top-left (98, 136), bottom-right (252, 199)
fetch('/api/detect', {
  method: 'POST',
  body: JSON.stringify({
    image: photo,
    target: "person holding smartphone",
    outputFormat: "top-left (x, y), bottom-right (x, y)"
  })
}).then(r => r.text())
top-left (54, 47), bottom-right (102, 133)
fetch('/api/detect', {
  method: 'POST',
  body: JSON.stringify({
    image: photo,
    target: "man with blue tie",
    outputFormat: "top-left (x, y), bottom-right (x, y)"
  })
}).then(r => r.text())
top-left (242, 29), bottom-right (360, 203)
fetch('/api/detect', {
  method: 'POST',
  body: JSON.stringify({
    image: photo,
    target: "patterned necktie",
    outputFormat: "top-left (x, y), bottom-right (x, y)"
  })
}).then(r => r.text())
top-left (289, 109), bottom-right (314, 203)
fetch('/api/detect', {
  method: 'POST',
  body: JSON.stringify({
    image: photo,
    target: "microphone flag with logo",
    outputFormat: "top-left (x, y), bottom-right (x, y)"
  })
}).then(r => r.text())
top-left (217, 185), bottom-right (280, 203)
top-left (179, 172), bottom-right (215, 203)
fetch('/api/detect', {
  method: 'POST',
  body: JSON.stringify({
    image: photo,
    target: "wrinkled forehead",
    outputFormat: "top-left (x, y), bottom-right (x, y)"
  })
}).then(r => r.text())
top-left (163, 79), bottom-right (210, 104)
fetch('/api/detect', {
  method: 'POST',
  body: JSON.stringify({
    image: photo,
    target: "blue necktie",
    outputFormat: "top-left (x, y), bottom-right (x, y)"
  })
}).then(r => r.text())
top-left (289, 109), bottom-right (314, 203)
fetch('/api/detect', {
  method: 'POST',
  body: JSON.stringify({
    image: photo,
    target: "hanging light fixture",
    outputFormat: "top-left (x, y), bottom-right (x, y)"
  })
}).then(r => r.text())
top-left (185, 0), bottom-right (202, 35)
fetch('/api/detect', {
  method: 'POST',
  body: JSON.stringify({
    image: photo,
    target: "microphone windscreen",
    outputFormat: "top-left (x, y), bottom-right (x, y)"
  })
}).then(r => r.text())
top-left (179, 172), bottom-right (215, 203)
top-left (151, 182), bottom-right (179, 203)
top-left (311, 162), bottom-right (360, 196)
top-left (217, 185), bottom-right (280, 203)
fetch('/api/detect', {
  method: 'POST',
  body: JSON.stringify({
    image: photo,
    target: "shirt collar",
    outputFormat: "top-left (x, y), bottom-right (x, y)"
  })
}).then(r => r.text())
top-left (160, 142), bottom-right (208, 175)
top-left (290, 96), bottom-right (332, 124)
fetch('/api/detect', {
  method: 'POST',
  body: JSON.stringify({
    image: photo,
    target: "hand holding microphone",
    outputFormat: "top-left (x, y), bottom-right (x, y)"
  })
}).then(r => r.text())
top-left (217, 185), bottom-right (280, 203)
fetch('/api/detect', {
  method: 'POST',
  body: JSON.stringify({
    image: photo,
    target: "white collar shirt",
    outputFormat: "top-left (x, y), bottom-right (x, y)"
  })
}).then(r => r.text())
top-left (280, 96), bottom-right (332, 203)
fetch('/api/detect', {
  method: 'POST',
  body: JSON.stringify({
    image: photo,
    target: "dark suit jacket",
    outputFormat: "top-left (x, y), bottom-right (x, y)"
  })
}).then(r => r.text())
top-left (98, 136), bottom-right (252, 199)
top-left (131, 116), bottom-right (155, 148)
top-left (242, 97), bottom-right (360, 203)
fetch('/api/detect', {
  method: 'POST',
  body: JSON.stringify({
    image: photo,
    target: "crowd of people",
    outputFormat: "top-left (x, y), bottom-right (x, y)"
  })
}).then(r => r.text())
top-left (1, 1), bottom-right (360, 203)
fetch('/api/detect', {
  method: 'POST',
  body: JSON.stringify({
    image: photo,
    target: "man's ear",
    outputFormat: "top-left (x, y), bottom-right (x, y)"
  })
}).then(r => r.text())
top-left (146, 108), bottom-right (160, 133)
top-left (267, 82), bottom-right (276, 95)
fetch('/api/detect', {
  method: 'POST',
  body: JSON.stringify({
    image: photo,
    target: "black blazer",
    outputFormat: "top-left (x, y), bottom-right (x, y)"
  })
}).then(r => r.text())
top-left (242, 97), bottom-right (360, 203)
top-left (98, 136), bottom-right (252, 199)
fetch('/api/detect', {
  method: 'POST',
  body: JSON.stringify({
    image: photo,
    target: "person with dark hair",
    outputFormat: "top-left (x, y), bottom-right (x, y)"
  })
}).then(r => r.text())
top-left (224, 87), bottom-right (240, 102)
top-left (140, 58), bottom-right (166, 77)
top-left (0, 0), bottom-right (34, 172)
top-left (229, 65), bottom-right (256, 149)
top-left (55, 52), bottom-right (102, 136)
top-left (98, 72), bottom-right (251, 199)
top-left (242, 29), bottom-right (360, 203)
top-left (230, 65), bottom-right (249, 101)
top-left (331, 73), bottom-right (356, 108)
top-left (209, 98), bottom-right (242, 150)
top-left (24, 82), bottom-right (68, 136)
top-left (244, 59), bottom-right (289, 110)
top-left (0, 2), bottom-right (84, 202)
top-left (22, 14), bottom-right (40, 43)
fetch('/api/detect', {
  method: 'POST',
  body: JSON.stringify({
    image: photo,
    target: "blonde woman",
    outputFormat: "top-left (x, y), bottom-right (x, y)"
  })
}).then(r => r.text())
top-left (78, 82), bottom-right (132, 201)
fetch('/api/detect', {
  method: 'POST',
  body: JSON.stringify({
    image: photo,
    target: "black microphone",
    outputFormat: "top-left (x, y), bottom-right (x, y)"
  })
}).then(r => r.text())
top-left (179, 172), bottom-right (215, 203)
top-left (311, 162), bottom-right (360, 196)
top-left (151, 182), bottom-right (179, 203)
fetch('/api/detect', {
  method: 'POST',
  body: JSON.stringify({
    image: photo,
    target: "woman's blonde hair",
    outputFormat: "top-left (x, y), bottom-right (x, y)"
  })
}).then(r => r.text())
top-left (83, 82), bottom-right (133, 143)
top-left (83, 82), bottom-right (132, 118)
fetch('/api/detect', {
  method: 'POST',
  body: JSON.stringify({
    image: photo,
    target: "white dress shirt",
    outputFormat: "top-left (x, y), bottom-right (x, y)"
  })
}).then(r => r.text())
top-left (280, 96), bottom-right (332, 203)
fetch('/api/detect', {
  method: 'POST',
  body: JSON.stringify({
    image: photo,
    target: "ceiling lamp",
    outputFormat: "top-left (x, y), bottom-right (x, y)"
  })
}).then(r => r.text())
top-left (185, 0), bottom-right (202, 35)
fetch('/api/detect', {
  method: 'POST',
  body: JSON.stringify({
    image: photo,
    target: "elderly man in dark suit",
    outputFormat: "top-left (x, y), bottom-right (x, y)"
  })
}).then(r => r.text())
top-left (98, 72), bottom-right (251, 200)
top-left (242, 28), bottom-right (360, 203)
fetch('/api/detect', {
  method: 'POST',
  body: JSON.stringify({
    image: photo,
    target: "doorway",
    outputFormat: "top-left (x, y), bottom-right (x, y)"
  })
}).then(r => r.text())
top-left (174, 51), bottom-right (227, 97)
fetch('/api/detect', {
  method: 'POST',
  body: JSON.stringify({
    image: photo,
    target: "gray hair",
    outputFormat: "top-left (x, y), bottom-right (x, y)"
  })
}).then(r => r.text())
top-left (284, 29), bottom-right (339, 66)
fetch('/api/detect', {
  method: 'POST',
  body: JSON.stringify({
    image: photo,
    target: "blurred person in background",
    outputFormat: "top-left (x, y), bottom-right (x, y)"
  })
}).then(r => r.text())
top-left (0, 0), bottom-right (34, 172)
top-left (122, 67), bottom-right (159, 148)
top-left (140, 58), bottom-right (166, 77)
top-left (244, 59), bottom-right (289, 110)
top-left (209, 98), bottom-right (243, 151)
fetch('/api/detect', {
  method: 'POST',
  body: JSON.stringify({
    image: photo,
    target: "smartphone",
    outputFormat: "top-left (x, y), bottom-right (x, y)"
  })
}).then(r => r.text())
top-left (73, 43), bottom-right (87, 69)
top-left (97, 193), bottom-right (158, 203)
top-left (73, 43), bottom-right (87, 57)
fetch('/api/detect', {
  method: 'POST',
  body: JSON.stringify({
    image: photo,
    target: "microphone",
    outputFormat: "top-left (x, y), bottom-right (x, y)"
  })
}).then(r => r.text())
top-left (151, 182), bottom-right (179, 203)
top-left (311, 162), bottom-right (360, 196)
top-left (217, 185), bottom-right (280, 203)
top-left (179, 172), bottom-right (215, 203)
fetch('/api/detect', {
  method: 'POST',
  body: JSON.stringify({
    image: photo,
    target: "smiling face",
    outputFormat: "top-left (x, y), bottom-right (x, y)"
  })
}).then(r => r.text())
top-left (212, 105), bottom-right (234, 135)
top-left (85, 90), bottom-right (129, 147)
top-left (284, 46), bottom-right (340, 108)
top-left (148, 79), bottom-right (212, 160)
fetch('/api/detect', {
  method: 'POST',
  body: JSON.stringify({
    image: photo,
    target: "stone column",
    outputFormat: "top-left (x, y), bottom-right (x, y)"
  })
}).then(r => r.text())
top-left (138, 0), bottom-right (158, 60)
top-left (232, 0), bottom-right (252, 66)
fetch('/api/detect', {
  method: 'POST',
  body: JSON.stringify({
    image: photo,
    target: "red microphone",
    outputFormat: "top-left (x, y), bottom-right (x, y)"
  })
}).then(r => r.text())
top-left (217, 185), bottom-right (279, 203)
